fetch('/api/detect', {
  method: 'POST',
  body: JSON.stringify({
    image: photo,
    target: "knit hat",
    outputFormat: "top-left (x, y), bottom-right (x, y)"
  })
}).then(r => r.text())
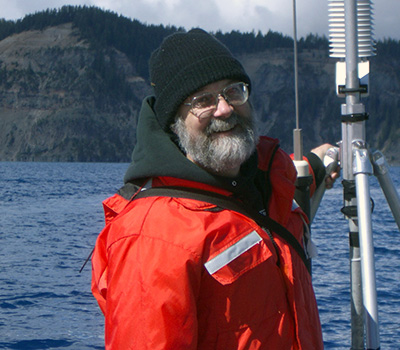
top-left (149, 28), bottom-right (251, 131)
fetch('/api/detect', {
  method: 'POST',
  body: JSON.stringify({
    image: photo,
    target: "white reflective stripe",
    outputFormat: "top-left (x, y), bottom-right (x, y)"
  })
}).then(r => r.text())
top-left (204, 230), bottom-right (262, 275)
top-left (292, 200), bottom-right (299, 211)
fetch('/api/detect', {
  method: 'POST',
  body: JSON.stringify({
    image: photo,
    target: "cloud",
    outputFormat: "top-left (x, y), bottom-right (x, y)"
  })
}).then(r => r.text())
top-left (0, 0), bottom-right (398, 40)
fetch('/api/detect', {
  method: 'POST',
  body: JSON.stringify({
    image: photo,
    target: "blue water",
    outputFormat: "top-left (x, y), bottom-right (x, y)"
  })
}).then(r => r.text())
top-left (0, 162), bottom-right (399, 349)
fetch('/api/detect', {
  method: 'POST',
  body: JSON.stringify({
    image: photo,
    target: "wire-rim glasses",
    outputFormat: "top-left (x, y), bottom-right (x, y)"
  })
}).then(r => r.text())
top-left (183, 82), bottom-right (249, 119)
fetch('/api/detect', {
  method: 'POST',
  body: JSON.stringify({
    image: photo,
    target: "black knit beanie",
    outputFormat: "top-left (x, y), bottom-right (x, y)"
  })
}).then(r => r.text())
top-left (149, 28), bottom-right (251, 131)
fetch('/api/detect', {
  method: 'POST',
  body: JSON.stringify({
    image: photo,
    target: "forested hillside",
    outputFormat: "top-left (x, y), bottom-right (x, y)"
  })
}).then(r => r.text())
top-left (0, 6), bottom-right (399, 163)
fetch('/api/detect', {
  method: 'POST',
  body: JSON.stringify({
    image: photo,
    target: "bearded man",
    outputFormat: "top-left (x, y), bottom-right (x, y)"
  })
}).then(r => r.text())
top-left (91, 28), bottom-right (335, 349)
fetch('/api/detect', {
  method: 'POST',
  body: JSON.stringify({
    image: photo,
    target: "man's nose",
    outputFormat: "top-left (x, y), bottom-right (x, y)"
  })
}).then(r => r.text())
top-left (212, 95), bottom-right (233, 119)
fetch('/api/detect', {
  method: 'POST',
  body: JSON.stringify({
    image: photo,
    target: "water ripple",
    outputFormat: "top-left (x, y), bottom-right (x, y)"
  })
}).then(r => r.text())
top-left (0, 162), bottom-right (399, 349)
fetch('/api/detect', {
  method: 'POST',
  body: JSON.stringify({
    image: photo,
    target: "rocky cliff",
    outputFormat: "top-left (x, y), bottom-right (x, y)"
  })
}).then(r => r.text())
top-left (0, 22), bottom-right (150, 162)
top-left (0, 17), bottom-right (399, 164)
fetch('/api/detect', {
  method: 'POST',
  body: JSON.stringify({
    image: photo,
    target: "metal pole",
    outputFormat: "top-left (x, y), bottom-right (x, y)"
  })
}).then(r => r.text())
top-left (353, 145), bottom-right (380, 348)
top-left (293, 0), bottom-right (300, 133)
top-left (330, 0), bottom-right (380, 347)
top-left (292, 0), bottom-right (313, 224)
top-left (341, 1), bottom-right (380, 348)
top-left (341, 1), bottom-right (365, 347)
top-left (372, 150), bottom-right (400, 231)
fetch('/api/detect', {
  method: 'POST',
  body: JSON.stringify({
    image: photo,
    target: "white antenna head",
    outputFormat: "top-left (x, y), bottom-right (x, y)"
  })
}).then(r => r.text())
top-left (328, 0), bottom-right (376, 58)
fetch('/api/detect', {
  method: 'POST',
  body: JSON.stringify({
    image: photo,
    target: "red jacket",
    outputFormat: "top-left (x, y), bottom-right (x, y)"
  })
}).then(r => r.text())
top-left (91, 136), bottom-right (323, 349)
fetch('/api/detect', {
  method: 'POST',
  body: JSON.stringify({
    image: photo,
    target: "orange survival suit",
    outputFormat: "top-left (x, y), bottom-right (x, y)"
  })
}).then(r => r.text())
top-left (91, 97), bottom-right (324, 349)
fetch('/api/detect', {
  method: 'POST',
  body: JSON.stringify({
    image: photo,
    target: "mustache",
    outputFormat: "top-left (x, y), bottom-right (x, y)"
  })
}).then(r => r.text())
top-left (205, 113), bottom-right (245, 135)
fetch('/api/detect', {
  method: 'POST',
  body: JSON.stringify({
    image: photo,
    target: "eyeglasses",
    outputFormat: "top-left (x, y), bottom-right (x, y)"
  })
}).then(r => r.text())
top-left (183, 82), bottom-right (249, 119)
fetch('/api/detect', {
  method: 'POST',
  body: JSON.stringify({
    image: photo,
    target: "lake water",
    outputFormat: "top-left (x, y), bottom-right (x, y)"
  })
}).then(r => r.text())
top-left (0, 162), bottom-right (399, 349)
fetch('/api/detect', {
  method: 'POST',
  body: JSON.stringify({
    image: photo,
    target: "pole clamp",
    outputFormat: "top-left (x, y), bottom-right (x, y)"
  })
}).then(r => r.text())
top-left (338, 84), bottom-right (368, 95)
top-left (341, 113), bottom-right (369, 123)
top-left (353, 148), bottom-right (373, 176)
top-left (349, 231), bottom-right (360, 248)
top-left (341, 180), bottom-right (357, 217)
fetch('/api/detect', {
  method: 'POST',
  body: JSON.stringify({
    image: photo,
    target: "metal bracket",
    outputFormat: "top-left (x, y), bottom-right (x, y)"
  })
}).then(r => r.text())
top-left (353, 142), bottom-right (373, 176)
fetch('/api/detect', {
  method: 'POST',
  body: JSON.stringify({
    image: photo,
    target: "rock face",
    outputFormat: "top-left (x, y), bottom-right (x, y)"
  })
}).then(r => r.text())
top-left (0, 23), bottom-right (150, 162)
top-left (0, 20), bottom-right (399, 164)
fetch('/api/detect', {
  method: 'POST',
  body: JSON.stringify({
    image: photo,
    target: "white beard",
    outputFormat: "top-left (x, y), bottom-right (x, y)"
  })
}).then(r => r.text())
top-left (172, 113), bottom-right (258, 175)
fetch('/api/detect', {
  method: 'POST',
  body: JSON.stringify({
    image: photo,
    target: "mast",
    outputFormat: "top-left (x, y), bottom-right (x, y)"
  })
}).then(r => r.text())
top-left (292, 0), bottom-right (313, 225)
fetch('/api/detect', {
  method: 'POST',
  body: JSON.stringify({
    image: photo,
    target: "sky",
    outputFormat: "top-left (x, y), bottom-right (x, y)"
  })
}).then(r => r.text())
top-left (0, 0), bottom-right (399, 41)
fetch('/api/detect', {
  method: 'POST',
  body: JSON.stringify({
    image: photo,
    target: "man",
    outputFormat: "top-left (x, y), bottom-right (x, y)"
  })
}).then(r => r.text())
top-left (92, 28), bottom-right (337, 349)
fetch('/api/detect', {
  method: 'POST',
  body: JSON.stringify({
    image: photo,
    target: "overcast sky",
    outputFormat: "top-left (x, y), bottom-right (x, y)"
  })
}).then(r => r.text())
top-left (0, 0), bottom-right (399, 41)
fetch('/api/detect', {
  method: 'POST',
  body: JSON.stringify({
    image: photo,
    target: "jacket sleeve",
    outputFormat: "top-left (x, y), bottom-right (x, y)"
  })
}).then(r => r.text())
top-left (305, 151), bottom-right (326, 193)
top-left (289, 152), bottom-right (326, 198)
top-left (92, 216), bottom-right (202, 350)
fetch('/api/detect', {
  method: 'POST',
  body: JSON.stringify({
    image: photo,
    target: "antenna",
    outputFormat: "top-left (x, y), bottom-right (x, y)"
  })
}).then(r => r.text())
top-left (292, 0), bottom-right (303, 161)
top-left (291, 0), bottom-right (313, 236)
